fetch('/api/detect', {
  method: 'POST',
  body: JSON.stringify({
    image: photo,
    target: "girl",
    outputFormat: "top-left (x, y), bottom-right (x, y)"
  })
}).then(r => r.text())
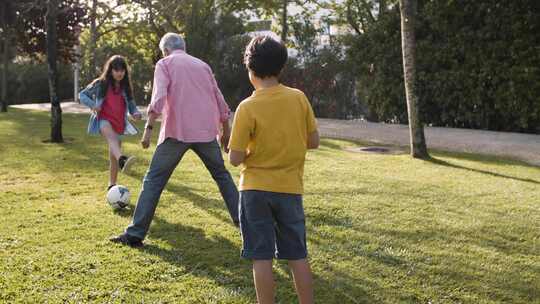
top-left (80, 55), bottom-right (142, 190)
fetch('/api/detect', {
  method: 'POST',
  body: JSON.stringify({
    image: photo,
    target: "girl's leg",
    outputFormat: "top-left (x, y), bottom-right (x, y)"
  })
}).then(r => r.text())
top-left (108, 142), bottom-right (120, 187)
top-left (100, 122), bottom-right (122, 186)
top-left (100, 123), bottom-right (122, 160)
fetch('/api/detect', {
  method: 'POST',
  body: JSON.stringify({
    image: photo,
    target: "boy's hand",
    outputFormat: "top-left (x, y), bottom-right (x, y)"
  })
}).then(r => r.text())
top-left (92, 106), bottom-right (101, 114)
top-left (141, 128), bottom-right (152, 149)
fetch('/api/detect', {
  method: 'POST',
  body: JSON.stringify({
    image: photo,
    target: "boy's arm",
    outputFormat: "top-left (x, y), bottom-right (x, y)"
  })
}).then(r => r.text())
top-left (228, 104), bottom-right (253, 166)
top-left (307, 130), bottom-right (320, 149)
top-left (229, 150), bottom-right (246, 167)
top-left (305, 95), bottom-right (319, 149)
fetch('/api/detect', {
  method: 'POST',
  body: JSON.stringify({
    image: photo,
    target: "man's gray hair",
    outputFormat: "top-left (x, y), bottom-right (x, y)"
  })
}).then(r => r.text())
top-left (159, 33), bottom-right (186, 52)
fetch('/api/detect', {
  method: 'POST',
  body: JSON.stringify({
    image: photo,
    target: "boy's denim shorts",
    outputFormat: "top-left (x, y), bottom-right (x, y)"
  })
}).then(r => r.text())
top-left (239, 190), bottom-right (307, 260)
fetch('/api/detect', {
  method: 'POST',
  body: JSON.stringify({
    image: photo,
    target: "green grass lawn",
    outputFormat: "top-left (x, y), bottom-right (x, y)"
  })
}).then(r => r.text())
top-left (0, 109), bottom-right (539, 303)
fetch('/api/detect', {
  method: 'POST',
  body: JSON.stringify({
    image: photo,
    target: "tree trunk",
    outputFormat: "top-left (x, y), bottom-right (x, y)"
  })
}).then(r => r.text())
top-left (47, 0), bottom-right (63, 143)
top-left (73, 43), bottom-right (80, 103)
top-left (281, 0), bottom-right (288, 43)
top-left (379, 0), bottom-right (387, 16)
top-left (399, 0), bottom-right (428, 158)
top-left (1, 1), bottom-right (8, 113)
top-left (89, 0), bottom-right (98, 76)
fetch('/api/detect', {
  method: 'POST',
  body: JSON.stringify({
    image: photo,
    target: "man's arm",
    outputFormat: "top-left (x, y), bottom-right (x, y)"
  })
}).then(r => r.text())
top-left (140, 61), bottom-right (169, 149)
top-left (207, 65), bottom-right (231, 124)
top-left (221, 120), bottom-right (231, 153)
top-left (140, 111), bottom-right (160, 149)
top-left (147, 61), bottom-right (169, 116)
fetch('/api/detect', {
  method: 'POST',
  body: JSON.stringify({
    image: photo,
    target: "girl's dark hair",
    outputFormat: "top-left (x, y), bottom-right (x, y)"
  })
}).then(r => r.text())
top-left (91, 55), bottom-right (134, 100)
top-left (244, 35), bottom-right (288, 79)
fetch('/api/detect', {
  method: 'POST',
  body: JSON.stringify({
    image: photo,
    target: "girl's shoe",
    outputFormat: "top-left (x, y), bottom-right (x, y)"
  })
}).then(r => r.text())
top-left (119, 155), bottom-right (136, 173)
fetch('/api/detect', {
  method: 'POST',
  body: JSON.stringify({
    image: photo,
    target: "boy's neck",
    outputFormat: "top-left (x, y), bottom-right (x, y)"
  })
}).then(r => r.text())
top-left (255, 77), bottom-right (280, 90)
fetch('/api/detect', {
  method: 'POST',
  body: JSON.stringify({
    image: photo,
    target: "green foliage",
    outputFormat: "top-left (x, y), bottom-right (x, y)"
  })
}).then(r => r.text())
top-left (5, 62), bottom-right (74, 104)
top-left (214, 34), bottom-right (253, 111)
top-left (78, 1), bottom-right (247, 105)
top-left (345, 5), bottom-right (406, 122)
top-left (345, 0), bottom-right (540, 133)
top-left (283, 16), bottom-right (361, 119)
top-left (10, 0), bottom-right (86, 61)
top-left (214, 15), bottom-right (362, 118)
top-left (79, 23), bottom-right (158, 104)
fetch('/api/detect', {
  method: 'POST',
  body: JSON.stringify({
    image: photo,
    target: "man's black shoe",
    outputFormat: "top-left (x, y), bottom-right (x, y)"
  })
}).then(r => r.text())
top-left (109, 233), bottom-right (144, 248)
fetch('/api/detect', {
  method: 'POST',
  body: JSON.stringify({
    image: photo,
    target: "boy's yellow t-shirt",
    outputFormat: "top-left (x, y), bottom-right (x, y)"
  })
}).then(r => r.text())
top-left (229, 84), bottom-right (318, 194)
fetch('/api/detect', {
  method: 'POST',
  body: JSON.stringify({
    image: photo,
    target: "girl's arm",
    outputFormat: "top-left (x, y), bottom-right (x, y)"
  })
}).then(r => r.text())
top-left (126, 97), bottom-right (140, 115)
top-left (79, 82), bottom-right (99, 109)
top-left (126, 97), bottom-right (142, 120)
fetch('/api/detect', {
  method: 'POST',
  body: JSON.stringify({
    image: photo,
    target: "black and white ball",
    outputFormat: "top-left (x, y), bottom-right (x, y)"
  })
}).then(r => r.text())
top-left (107, 185), bottom-right (130, 210)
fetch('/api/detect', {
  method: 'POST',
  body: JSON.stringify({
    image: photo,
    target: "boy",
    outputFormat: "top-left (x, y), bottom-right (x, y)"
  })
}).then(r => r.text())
top-left (228, 35), bottom-right (320, 304)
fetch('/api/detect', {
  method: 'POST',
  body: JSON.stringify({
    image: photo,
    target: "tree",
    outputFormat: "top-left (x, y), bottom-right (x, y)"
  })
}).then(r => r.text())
top-left (398, 0), bottom-right (428, 158)
top-left (86, 0), bottom-right (130, 76)
top-left (281, 0), bottom-right (288, 42)
top-left (15, 0), bottom-right (86, 62)
top-left (8, 0), bottom-right (85, 141)
top-left (0, 0), bottom-right (15, 112)
top-left (228, 0), bottom-right (311, 42)
top-left (0, 1), bottom-right (8, 112)
top-left (46, 0), bottom-right (63, 143)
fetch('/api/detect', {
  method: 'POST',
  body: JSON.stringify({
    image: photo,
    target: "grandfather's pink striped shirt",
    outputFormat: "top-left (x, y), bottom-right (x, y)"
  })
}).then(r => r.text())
top-left (148, 50), bottom-right (231, 145)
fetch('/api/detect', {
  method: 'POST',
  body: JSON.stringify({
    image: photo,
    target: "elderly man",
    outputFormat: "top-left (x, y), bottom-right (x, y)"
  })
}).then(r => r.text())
top-left (111, 33), bottom-right (239, 247)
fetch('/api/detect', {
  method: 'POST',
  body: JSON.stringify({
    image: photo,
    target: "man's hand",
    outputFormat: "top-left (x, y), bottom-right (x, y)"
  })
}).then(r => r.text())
top-left (220, 131), bottom-right (230, 153)
top-left (221, 121), bottom-right (231, 153)
top-left (141, 127), bottom-right (152, 149)
top-left (132, 113), bottom-right (142, 121)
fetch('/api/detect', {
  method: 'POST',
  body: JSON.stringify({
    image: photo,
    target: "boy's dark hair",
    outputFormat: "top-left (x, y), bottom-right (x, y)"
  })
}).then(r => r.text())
top-left (244, 35), bottom-right (288, 79)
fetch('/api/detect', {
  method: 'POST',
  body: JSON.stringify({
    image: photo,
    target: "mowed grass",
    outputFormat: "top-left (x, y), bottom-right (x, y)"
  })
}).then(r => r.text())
top-left (0, 108), bottom-right (539, 304)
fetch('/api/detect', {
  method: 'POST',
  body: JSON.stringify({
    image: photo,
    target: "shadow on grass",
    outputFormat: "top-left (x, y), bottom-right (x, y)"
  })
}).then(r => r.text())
top-left (359, 225), bottom-right (539, 301)
top-left (112, 206), bottom-right (134, 218)
top-left (144, 216), bottom-right (376, 303)
top-left (431, 149), bottom-right (539, 168)
top-left (142, 217), bottom-right (250, 287)
top-left (427, 156), bottom-right (540, 185)
top-left (126, 166), bottom-right (235, 226)
top-left (167, 182), bottom-right (235, 225)
top-left (0, 110), bottom-right (111, 171)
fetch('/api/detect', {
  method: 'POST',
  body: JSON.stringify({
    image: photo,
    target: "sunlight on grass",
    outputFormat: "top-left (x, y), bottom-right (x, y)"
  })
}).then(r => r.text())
top-left (0, 109), bottom-right (539, 303)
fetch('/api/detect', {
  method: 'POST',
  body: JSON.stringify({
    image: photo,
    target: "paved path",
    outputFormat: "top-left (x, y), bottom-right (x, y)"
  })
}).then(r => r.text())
top-left (11, 102), bottom-right (540, 166)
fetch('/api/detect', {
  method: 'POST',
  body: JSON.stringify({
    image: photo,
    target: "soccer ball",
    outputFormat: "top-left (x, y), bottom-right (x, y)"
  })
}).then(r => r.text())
top-left (107, 185), bottom-right (130, 210)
